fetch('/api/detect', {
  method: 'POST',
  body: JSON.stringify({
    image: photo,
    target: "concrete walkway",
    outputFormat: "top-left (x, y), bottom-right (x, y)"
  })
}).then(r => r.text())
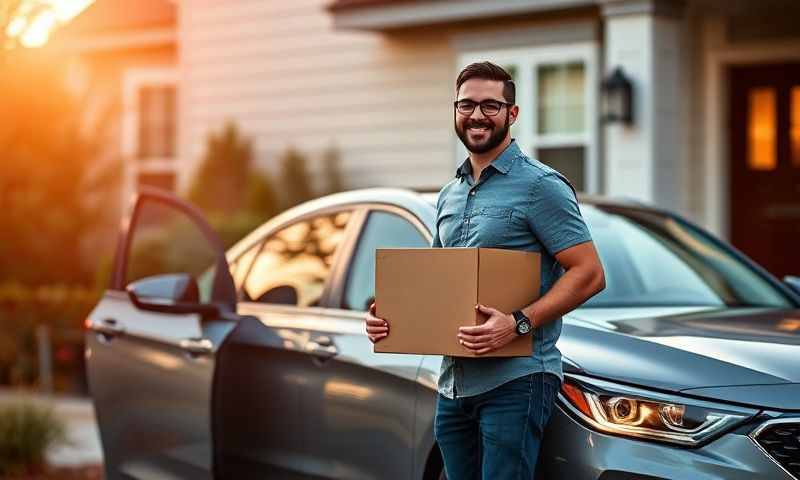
top-left (0, 389), bottom-right (103, 467)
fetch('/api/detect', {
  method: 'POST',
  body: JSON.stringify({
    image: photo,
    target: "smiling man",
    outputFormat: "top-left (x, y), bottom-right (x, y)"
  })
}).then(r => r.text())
top-left (366, 61), bottom-right (605, 479)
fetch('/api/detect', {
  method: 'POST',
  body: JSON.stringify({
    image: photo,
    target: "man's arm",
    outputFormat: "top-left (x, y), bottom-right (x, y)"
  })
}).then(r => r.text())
top-left (518, 240), bottom-right (604, 329)
top-left (458, 242), bottom-right (604, 354)
top-left (458, 173), bottom-right (605, 354)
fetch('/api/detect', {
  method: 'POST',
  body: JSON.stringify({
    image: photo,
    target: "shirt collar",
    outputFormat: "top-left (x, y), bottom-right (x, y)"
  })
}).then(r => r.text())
top-left (455, 138), bottom-right (520, 179)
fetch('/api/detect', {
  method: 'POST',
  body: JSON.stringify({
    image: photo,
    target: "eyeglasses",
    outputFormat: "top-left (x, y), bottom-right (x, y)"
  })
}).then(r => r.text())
top-left (454, 99), bottom-right (513, 117)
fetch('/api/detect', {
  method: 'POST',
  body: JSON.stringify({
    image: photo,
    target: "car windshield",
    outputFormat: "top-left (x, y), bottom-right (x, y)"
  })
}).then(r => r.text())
top-left (580, 204), bottom-right (796, 308)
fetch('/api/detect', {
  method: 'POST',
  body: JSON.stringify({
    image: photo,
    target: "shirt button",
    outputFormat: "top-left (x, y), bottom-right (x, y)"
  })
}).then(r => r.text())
top-left (470, 190), bottom-right (476, 196)
top-left (463, 218), bottom-right (468, 223)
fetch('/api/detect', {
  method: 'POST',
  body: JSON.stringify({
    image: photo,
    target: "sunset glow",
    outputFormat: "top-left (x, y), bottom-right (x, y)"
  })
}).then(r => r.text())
top-left (6, 0), bottom-right (94, 48)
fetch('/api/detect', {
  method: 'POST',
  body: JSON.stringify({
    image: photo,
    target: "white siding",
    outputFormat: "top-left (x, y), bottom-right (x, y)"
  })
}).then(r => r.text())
top-left (178, 0), bottom-right (457, 192)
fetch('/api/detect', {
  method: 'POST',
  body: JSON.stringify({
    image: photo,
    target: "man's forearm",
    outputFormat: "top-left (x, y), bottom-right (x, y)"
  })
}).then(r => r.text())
top-left (519, 265), bottom-right (603, 329)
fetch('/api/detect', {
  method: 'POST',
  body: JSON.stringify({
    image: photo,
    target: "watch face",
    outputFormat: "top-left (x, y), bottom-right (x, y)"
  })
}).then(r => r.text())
top-left (517, 321), bottom-right (531, 334)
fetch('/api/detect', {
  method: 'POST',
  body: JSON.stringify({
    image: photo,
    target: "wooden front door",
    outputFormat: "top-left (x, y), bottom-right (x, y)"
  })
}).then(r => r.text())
top-left (729, 63), bottom-right (800, 279)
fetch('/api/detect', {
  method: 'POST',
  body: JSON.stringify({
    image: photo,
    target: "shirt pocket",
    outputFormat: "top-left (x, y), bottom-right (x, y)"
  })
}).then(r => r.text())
top-left (470, 206), bottom-right (513, 245)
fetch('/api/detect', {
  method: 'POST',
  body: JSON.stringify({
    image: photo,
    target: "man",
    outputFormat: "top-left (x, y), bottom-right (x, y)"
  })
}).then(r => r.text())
top-left (365, 61), bottom-right (605, 479)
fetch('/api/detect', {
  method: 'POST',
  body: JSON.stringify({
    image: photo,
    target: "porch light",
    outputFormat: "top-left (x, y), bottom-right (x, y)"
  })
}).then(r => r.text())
top-left (601, 67), bottom-right (634, 125)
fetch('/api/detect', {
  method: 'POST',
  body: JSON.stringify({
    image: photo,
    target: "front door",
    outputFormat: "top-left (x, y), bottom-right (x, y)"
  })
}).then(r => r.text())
top-left (86, 188), bottom-right (242, 480)
top-left (729, 62), bottom-right (800, 278)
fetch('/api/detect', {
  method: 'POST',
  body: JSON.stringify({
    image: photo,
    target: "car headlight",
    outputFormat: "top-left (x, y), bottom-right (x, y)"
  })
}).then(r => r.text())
top-left (559, 374), bottom-right (758, 446)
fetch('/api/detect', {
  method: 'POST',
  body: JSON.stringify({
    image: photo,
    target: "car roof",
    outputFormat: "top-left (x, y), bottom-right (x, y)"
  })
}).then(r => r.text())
top-left (226, 187), bottom-right (657, 260)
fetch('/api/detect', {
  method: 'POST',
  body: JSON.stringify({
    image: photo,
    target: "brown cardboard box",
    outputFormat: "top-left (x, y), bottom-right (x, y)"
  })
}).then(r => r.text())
top-left (374, 247), bottom-right (540, 357)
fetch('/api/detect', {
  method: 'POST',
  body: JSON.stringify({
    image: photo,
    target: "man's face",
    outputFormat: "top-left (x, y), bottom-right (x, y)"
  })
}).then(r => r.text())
top-left (454, 78), bottom-right (518, 154)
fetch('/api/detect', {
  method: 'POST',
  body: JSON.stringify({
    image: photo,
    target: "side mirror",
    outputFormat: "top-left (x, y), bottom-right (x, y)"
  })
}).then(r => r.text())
top-left (783, 275), bottom-right (800, 295)
top-left (127, 273), bottom-right (219, 317)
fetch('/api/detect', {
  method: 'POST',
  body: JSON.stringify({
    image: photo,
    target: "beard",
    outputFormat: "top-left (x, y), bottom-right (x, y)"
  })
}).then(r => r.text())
top-left (455, 111), bottom-right (510, 154)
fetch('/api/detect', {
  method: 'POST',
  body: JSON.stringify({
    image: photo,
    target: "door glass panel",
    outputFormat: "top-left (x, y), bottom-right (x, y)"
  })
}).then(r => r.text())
top-left (127, 198), bottom-right (218, 302)
top-left (792, 86), bottom-right (800, 167)
top-left (747, 87), bottom-right (777, 171)
top-left (537, 146), bottom-right (585, 192)
top-left (537, 62), bottom-right (585, 135)
top-left (342, 211), bottom-right (428, 311)
top-left (243, 210), bottom-right (351, 307)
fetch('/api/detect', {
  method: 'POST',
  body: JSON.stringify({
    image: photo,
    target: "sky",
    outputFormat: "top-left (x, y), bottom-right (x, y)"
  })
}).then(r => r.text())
top-left (6, 0), bottom-right (94, 47)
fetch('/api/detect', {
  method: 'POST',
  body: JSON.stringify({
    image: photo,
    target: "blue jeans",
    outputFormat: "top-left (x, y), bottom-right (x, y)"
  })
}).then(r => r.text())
top-left (433, 372), bottom-right (561, 480)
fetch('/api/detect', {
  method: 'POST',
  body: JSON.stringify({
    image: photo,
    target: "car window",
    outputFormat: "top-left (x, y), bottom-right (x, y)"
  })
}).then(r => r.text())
top-left (342, 210), bottom-right (428, 311)
top-left (242, 210), bottom-right (351, 307)
top-left (230, 241), bottom-right (261, 294)
top-left (126, 197), bottom-right (219, 303)
top-left (581, 205), bottom-right (795, 308)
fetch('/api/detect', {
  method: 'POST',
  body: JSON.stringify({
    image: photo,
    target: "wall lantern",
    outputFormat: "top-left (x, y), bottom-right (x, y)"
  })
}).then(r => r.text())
top-left (601, 67), bottom-right (634, 125)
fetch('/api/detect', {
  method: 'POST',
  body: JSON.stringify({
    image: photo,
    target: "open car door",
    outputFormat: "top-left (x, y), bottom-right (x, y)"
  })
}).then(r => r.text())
top-left (86, 187), bottom-right (246, 480)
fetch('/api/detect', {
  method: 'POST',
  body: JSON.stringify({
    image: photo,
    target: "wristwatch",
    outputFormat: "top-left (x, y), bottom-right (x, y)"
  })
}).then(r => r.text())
top-left (512, 310), bottom-right (533, 336)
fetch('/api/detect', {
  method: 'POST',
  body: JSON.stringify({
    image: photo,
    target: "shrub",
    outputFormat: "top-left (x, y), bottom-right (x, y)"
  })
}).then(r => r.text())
top-left (0, 402), bottom-right (68, 476)
top-left (0, 284), bottom-right (97, 392)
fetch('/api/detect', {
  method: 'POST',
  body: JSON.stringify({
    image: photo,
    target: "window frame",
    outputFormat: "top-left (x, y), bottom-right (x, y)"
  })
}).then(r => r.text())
top-left (456, 42), bottom-right (600, 194)
top-left (121, 67), bottom-right (179, 195)
top-left (235, 205), bottom-right (364, 311)
top-left (328, 204), bottom-right (433, 312)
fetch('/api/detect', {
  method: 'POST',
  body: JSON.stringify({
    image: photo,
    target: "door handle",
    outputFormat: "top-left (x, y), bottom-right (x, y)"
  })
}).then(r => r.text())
top-left (91, 318), bottom-right (126, 337)
top-left (179, 337), bottom-right (213, 355)
top-left (306, 336), bottom-right (338, 359)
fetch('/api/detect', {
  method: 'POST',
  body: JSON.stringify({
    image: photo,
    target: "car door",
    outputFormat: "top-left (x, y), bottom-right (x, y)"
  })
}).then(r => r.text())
top-left (85, 187), bottom-right (253, 480)
top-left (216, 206), bottom-right (360, 478)
top-left (301, 205), bottom-right (432, 480)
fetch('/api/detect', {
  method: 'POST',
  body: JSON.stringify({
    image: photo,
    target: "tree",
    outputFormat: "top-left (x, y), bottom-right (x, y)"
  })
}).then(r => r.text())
top-left (187, 121), bottom-right (279, 218)
top-left (0, 48), bottom-right (119, 286)
top-left (321, 143), bottom-right (346, 196)
top-left (279, 146), bottom-right (315, 210)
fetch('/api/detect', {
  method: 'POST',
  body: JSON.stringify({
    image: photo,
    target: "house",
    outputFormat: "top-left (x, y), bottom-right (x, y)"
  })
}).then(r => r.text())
top-left (62, 0), bottom-right (800, 279)
top-left (56, 0), bottom-right (177, 209)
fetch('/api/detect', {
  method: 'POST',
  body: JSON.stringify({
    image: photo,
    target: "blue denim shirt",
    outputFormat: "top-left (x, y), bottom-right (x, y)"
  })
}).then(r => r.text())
top-left (432, 139), bottom-right (593, 399)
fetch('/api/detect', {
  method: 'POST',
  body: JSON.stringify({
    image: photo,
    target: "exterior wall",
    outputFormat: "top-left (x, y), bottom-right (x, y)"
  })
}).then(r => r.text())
top-left (179, 0), bottom-right (454, 193)
top-left (66, 45), bottom-right (176, 209)
top-left (178, 0), bottom-right (598, 194)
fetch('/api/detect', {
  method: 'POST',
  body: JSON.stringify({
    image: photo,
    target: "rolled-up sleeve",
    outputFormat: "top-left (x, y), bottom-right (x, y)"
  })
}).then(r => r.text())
top-left (526, 173), bottom-right (593, 256)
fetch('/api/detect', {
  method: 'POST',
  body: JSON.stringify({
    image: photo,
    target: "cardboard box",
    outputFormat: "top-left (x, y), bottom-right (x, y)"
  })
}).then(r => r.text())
top-left (374, 247), bottom-right (540, 357)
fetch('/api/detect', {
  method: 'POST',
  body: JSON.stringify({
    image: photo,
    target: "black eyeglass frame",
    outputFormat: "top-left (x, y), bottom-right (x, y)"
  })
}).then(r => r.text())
top-left (453, 99), bottom-right (514, 117)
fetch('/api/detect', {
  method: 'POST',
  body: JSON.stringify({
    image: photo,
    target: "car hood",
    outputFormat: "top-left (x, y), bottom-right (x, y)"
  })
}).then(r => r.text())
top-left (559, 306), bottom-right (800, 396)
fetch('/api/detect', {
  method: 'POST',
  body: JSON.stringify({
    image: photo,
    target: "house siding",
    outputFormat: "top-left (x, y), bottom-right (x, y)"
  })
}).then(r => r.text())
top-left (179, 0), bottom-right (457, 192)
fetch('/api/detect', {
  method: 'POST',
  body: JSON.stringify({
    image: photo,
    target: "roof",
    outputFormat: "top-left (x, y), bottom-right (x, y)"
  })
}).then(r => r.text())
top-left (57, 0), bottom-right (175, 37)
top-left (327, 0), bottom-right (419, 12)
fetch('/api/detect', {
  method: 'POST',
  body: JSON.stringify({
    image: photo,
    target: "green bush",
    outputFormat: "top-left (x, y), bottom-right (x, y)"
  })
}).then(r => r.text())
top-left (0, 402), bottom-right (68, 476)
top-left (0, 284), bottom-right (97, 391)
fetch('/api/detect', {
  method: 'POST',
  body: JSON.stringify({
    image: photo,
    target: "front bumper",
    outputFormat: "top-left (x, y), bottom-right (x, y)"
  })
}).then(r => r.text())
top-left (538, 397), bottom-right (797, 480)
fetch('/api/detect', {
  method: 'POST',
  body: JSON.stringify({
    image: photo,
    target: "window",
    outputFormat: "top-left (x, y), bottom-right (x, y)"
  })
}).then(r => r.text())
top-left (580, 205), bottom-right (795, 308)
top-left (342, 210), bottom-right (429, 311)
top-left (126, 198), bottom-right (218, 303)
top-left (230, 241), bottom-right (262, 293)
top-left (138, 85), bottom-right (176, 160)
top-left (122, 68), bottom-right (178, 194)
top-left (458, 44), bottom-right (598, 193)
top-left (242, 210), bottom-right (352, 307)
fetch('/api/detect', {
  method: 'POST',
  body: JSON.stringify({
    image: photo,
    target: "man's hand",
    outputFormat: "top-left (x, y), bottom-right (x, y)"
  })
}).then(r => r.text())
top-left (457, 304), bottom-right (518, 355)
top-left (365, 301), bottom-right (389, 344)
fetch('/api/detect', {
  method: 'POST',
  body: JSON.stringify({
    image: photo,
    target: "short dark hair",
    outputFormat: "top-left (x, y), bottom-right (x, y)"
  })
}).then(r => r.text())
top-left (455, 61), bottom-right (515, 104)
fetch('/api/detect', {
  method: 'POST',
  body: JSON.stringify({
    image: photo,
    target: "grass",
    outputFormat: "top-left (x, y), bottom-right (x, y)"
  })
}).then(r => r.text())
top-left (0, 402), bottom-right (68, 477)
